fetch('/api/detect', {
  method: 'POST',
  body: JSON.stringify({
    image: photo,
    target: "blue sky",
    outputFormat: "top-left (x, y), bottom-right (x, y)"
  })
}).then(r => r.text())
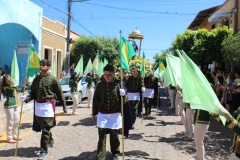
top-left (30, 0), bottom-right (226, 62)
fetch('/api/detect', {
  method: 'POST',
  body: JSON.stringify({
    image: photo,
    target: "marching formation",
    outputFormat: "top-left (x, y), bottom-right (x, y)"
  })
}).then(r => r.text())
top-left (1, 37), bottom-right (240, 160)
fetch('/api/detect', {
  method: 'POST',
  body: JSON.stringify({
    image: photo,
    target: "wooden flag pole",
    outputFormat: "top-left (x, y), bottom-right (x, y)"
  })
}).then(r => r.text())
top-left (15, 70), bottom-right (28, 156)
top-left (141, 77), bottom-right (144, 124)
top-left (119, 30), bottom-right (125, 160)
top-left (157, 82), bottom-right (160, 115)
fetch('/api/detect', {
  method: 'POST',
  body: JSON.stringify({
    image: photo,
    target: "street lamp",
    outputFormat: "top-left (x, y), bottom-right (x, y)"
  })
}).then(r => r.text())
top-left (128, 28), bottom-right (144, 56)
top-left (66, 0), bottom-right (89, 75)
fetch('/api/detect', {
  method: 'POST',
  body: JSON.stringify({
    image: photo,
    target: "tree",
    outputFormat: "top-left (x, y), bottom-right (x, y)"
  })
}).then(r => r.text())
top-left (70, 36), bottom-right (120, 68)
top-left (172, 29), bottom-right (195, 55)
top-left (172, 27), bottom-right (232, 65)
top-left (221, 31), bottom-right (240, 66)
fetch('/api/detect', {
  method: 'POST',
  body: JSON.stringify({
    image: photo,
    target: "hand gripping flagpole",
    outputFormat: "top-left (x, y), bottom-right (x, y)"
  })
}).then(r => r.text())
top-left (119, 30), bottom-right (125, 160)
top-left (15, 70), bottom-right (28, 157)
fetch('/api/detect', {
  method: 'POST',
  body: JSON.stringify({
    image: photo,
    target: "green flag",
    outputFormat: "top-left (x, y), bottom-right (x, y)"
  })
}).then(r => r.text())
top-left (98, 61), bottom-right (104, 77)
top-left (51, 59), bottom-right (56, 77)
top-left (27, 46), bottom-right (40, 77)
top-left (103, 58), bottom-right (108, 68)
top-left (84, 58), bottom-right (92, 74)
top-left (159, 59), bottom-right (165, 73)
top-left (140, 52), bottom-right (146, 77)
top-left (176, 50), bottom-right (228, 120)
top-left (92, 53), bottom-right (99, 73)
top-left (120, 35), bottom-right (136, 71)
top-left (75, 56), bottom-right (83, 76)
top-left (11, 50), bottom-right (19, 87)
top-left (167, 54), bottom-right (181, 87)
top-left (163, 55), bottom-right (176, 87)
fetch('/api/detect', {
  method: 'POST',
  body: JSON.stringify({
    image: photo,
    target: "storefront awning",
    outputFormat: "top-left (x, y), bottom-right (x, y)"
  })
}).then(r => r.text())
top-left (208, 10), bottom-right (231, 23)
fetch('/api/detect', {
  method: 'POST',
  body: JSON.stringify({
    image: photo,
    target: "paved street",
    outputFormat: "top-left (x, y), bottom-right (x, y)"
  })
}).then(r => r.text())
top-left (0, 88), bottom-right (234, 160)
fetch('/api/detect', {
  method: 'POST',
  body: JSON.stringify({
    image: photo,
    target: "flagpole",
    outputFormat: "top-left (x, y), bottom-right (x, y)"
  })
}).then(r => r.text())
top-left (141, 77), bottom-right (144, 124)
top-left (157, 79), bottom-right (159, 115)
top-left (15, 70), bottom-right (28, 156)
top-left (119, 30), bottom-right (125, 160)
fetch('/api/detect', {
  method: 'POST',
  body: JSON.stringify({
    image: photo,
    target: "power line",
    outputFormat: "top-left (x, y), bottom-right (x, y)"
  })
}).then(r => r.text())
top-left (72, 18), bottom-right (96, 37)
top-left (35, 0), bottom-right (96, 37)
top-left (38, 0), bottom-right (68, 15)
top-left (82, 2), bottom-right (217, 16)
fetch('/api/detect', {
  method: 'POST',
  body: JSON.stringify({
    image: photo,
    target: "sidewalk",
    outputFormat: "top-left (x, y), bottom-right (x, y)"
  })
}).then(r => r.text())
top-left (0, 88), bottom-right (233, 160)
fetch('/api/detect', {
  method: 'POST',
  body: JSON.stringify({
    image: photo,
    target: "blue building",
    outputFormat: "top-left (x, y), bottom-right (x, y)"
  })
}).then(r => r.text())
top-left (0, 0), bottom-right (42, 86)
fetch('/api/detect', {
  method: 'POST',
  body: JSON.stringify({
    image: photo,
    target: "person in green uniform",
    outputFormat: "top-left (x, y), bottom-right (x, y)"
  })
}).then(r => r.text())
top-left (69, 72), bottom-right (81, 114)
top-left (20, 59), bottom-right (67, 160)
top-left (143, 71), bottom-right (158, 117)
top-left (92, 64), bottom-right (126, 160)
top-left (182, 103), bottom-right (195, 141)
top-left (86, 71), bottom-right (95, 108)
top-left (194, 109), bottom-right (210, 160)
top-left (214, 108), bottom-right (240, 159)
top-left (1, 74), bottom-right (24, 143)
top-left (125, 66), bottom-right (143, 129)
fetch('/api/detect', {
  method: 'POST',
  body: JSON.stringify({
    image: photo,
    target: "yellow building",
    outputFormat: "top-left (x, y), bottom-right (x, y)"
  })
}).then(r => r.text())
top-left (41, 17), bottom-right (80, 79)
top-left (188, 0), bottom-right (240, 33)
top-left (188, 6), bottom-right (220, 31)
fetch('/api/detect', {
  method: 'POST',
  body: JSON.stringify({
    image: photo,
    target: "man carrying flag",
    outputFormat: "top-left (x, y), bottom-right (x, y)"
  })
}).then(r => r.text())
top-left (20, 57), bottom-right (67, 159)
top-left (125, 66), bottom-right (143, 129)
top-left (143, 69), bottom-right (159, 118)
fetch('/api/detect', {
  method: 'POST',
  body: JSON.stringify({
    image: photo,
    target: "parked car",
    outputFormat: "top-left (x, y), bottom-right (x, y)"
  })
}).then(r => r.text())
top-left (57, 76), bottom-right (88, 104)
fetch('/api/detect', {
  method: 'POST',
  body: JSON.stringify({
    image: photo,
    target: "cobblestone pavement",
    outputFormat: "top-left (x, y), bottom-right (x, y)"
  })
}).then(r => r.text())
top-left (0, 88), bottom-right (234, 160)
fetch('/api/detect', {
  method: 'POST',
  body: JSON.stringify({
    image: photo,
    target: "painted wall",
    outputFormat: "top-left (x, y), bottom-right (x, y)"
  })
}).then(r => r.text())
top-left (0, 0), bottom-right (42, 86)
top-left (41, 17), bottom-right (66, 79)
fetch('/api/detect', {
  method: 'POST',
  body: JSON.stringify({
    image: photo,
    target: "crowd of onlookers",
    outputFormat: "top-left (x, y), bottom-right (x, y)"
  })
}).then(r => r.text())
top-left (203, 67), bottom-right (240, 114)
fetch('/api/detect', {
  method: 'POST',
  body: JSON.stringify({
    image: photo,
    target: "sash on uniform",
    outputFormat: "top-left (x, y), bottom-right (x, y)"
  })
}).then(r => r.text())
top-left (97, 112), bottom-right (122, 129)
top-left (32, 99), bottom-right (56, 132)
top-left (144, 88), bottom-right (154, 98)
top-left (127, 92), bottom-right (140, 101)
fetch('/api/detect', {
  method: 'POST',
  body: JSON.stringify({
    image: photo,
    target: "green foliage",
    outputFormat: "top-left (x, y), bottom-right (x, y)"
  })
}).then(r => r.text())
top-left (172, 26), bottom-right (232, 65)
top-left (70, 36), bottom-right (120, 67)
top-left (221, 31), bottom-right (240, 66)
top-left (152, 49), bottom-right (169, 70)
top-left (172, 29), bottom-right (195, 55)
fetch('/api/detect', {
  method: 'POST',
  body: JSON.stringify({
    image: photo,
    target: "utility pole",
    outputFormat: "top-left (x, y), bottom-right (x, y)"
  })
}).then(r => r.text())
top-left (66, 0), bottom-right (72, 75)
top-left (66, 0), bottom-right (88, 75)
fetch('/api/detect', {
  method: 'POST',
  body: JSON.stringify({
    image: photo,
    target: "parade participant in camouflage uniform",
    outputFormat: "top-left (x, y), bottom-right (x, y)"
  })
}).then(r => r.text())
top-left (21, 59), bottom-right (67, 160)
top-left (125, 66), bottom-right (143, 129)
top-left (92, 64), bottom-right (126, 160)
top-left (143, 71), bottom-right (158, 117)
